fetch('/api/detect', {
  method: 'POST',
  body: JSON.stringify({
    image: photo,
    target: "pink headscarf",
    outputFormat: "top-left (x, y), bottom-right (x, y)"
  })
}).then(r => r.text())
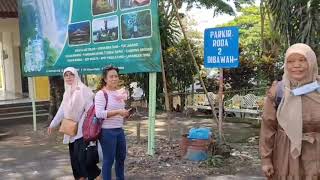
top-left (62, 67), bottom-right (93, 120)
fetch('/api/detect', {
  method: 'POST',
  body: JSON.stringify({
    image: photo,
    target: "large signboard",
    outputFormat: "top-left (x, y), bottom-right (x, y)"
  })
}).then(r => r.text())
top-left (18, 0), bottom-right (161, 76)
top-left (204, 26), bottom-right (239, 68)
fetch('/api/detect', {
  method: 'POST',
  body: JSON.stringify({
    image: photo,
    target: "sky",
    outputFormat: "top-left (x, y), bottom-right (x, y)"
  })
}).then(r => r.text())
top-left (182, 0), bottom-right (260, 33)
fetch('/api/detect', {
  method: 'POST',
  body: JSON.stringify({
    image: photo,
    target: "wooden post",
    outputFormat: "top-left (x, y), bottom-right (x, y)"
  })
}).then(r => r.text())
top-left (218, 69), bottom-right (224, 140)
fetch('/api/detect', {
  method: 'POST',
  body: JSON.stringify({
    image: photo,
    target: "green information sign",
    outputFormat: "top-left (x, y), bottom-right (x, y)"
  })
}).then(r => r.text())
top-left (18, 0), bottom-right (161, 76)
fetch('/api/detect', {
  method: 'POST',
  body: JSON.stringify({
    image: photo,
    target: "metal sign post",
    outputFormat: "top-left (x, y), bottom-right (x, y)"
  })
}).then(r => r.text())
top-left (147, 72), bottom-right (157, 155)
top-left (204, 26), bottom-right (239, 140)
top-left (28, 77), bottom-right (37, 131)
top-left (218, 69), bottom-right (223, 139)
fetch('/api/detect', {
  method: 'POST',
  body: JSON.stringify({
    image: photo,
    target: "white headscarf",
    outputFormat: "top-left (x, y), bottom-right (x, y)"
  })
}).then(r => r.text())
top-left (277, 43), bottom-right (319, 159)
top-left (62, 67), bottom-right (93, 121)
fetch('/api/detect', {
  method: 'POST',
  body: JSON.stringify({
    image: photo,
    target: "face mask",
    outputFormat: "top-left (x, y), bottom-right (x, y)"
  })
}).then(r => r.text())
top-left (291, 81), bottom-right (320, 96)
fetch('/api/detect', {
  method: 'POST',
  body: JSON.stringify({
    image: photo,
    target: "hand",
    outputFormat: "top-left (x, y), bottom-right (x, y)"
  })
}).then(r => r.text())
top-left (262, 164), bottom-right (274, 177)
top-left (118, 109), bottom-right (130, 117)
top-left (124, 108), bottom-right (135, 121)
top-left (47, 127), bottom-right (53, 136)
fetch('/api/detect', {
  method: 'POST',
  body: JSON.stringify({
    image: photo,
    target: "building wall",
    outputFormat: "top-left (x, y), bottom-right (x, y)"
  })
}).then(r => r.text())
top-left (2, 31), bottom-right (17, 93)
top-left (0, 18), bottom-right (50, 101)
top-left (35, 77), bottom-right (50, 101)
top-left (0, 19), bottom-right (19, 33)
top-left (12, 45), bottom-right (22, 93)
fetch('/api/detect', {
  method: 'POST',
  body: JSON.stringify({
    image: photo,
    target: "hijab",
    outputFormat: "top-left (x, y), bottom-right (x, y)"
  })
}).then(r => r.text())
top-left (62, 67), bottom-right (93, 120)
top-left (276, 43), bottom-right (319, 159)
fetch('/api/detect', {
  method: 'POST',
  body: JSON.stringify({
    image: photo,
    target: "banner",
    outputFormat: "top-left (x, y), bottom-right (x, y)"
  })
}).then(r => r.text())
top-left (18, 0), bottom-right (161, 76)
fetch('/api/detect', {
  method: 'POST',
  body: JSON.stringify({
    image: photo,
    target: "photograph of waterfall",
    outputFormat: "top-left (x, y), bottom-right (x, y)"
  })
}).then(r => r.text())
top-left (20, 0), bottom-right (71, 70)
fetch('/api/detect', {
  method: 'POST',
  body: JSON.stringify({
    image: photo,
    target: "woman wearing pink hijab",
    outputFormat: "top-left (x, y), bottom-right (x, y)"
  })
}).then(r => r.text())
top-left (48, 67), bottom-right (101, 180)
top-left (259, 43), bottom-right (320, 179)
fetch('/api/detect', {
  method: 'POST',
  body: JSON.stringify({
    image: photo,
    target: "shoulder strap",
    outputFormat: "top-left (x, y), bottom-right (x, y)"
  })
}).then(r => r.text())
top-left (275, 80), bottom-right (284, 109)
top-left (103, 91), bottom-right (108, 110)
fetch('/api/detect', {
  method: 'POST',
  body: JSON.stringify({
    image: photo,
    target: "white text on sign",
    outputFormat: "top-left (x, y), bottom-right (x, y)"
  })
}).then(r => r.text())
top-left (210, 30), bottom-right (232, 38)
top-left (207, 56), bottom-right (237, 63)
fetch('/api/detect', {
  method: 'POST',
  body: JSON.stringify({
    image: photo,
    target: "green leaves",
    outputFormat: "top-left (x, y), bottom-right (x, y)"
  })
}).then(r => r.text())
top-left (266, 0), bottom-right (320, 52)
top-left (163, 39), bottom-right (200, 93)
top-left (204, 155), bottom-right (225, 167)
top-left (183, 0), bottom-right (254, 17)
top-left (218, 6), bottom-right (285, 90)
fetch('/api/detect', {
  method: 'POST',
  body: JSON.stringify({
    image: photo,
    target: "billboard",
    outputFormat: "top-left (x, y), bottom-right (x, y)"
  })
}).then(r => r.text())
top-left (18, 0), bottom-right (161, 76)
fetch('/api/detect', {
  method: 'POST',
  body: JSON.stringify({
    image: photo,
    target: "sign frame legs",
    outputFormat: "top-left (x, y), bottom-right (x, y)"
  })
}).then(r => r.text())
top-left (28, 77), bottom-right (37, 131)
top-left (147, 72), bottom-right (157, 155)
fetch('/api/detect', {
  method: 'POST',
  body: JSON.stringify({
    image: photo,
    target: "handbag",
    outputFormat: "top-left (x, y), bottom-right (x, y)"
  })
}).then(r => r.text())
top-left (59, 118), bottom-right (78, 136)
top-left (83, 91), bottom-right (108, 142)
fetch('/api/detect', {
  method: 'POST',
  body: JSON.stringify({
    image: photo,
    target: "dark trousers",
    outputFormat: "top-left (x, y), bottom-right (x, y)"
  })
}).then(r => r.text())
top-left (69, 138), bottom-right (101, 180)
top-left (100, 128), bottom-right (126, 180)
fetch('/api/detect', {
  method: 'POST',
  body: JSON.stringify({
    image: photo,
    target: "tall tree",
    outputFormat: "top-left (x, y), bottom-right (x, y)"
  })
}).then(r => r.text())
top-left (183, 0), bottom-right (253, 15)
top-left (220, 6), bottom-right (284, 90)
top-left (47, 76), bottom-right (64, 123)
top-left (266, 0), bottom-right (320, 53)
top-left (163, 39), bottom-right (202, 110)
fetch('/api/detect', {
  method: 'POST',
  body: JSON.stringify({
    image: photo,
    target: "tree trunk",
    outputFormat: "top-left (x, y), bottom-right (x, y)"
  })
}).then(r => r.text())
top-left (47, 76), bottom-right (64, 124)
top-left (260, 0), bottom-right (265, 57)
top-left (160, 54), bottom-right (173, 142)
top-left (172, 0), bottom-right (219, 133)
top-left (191, 78), bottom-right (194, 105)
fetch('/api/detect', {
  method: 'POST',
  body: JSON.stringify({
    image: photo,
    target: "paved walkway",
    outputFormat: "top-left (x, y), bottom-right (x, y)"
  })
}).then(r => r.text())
top-left (0, 114), bottom-right (264, 180)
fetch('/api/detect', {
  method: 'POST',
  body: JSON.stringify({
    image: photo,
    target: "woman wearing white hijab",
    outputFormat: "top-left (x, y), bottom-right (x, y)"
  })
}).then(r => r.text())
top-left (48, 67), bottom-right (101, 180)
top-left (259, 43), bottom-right (320, 179)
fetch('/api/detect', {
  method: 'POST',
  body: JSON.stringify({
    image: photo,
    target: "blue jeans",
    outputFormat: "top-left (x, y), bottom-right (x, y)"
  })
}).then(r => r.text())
top-left (100, 128), bottom-right (126, 180)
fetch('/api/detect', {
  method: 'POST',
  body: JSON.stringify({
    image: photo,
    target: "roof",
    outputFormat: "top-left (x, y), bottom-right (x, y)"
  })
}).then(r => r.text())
top-left (0, 0), bottom-right (18, 18)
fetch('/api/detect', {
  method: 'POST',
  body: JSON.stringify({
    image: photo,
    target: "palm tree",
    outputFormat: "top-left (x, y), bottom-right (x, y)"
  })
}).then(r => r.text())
top-left (266, 0), bottom-right (320, 53)
top-left (159, 0), bottom-right (254, 50)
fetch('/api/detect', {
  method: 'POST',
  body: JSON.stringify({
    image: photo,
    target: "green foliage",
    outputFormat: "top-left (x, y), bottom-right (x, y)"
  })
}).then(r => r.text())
top-left (121, 0), bottom-right (257, 109)
top-left (164, 39), bottom-right (202, 91)
top-left (183, 0), bottom-right (254, 16)
top-left (204, 155), bottom-right (224, 167)
top-left (159, 0), bottom-right (182, 50)
top-left (43, 39), bottom-right (59, 67)
top-left (266, 0), bottom-right (320, 53)
top-left (221, 7), bottom-right (266, 59)
top-left (20, 5), bottom-right (37, 68)
top-left (218, 6), bottom-right (284, 90)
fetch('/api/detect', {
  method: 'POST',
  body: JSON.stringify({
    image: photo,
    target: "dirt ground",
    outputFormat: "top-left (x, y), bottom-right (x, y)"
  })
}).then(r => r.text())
top-left (0, 112), bottom-right (264, 180)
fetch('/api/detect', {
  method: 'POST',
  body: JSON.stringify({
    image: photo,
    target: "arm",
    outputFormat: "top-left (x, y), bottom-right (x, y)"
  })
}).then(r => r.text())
top-left (95, 91), bottom-right (129, 119)
top-left (49, 105), bottom-right (64, 128)
top-left (259, 86), bottom-right (278, 167)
